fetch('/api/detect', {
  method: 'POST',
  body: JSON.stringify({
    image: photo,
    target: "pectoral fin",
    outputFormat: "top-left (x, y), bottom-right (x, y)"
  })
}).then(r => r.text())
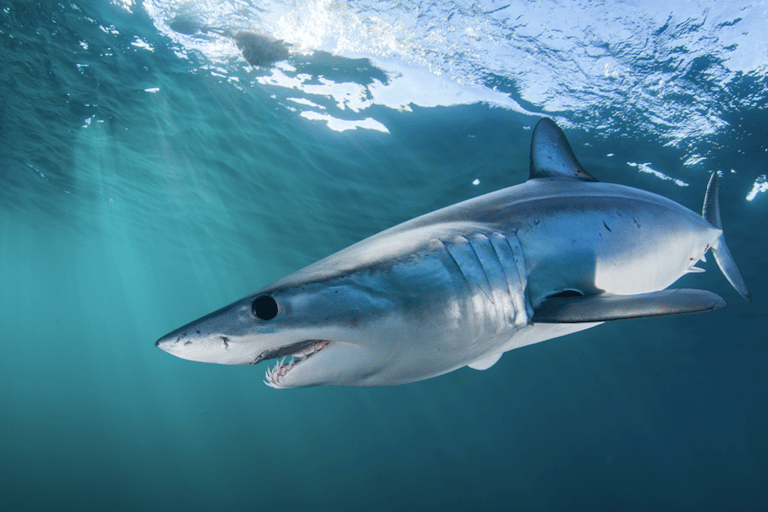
top-left (468, 352), bottom-right (503, 370)
top-left (533, 289), bottom-right (726, 323)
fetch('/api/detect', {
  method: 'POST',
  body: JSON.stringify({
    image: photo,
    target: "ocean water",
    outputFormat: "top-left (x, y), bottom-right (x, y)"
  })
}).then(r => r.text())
top-left (1, 0), bottom-right (767, 510)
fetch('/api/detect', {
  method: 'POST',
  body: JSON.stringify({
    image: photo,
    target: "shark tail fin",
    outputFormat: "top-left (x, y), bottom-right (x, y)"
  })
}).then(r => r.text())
top-left (702, 172), bottom-right (752, 302)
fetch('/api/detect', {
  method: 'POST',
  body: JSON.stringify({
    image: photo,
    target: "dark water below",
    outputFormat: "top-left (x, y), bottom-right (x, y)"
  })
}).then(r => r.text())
top-left (1, 1), bottom-right (766, 510)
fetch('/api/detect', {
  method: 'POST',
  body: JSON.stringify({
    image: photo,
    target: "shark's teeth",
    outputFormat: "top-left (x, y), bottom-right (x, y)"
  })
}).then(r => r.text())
top-left (264, 341), bottom-right (331, 388)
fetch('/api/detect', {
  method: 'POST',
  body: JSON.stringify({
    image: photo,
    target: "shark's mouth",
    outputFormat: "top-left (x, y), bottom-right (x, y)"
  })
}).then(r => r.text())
top-left (255, 339), bottom-right (332, 388)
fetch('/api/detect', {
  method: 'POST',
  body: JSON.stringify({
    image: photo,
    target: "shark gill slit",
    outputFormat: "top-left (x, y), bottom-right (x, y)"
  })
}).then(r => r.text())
top-left (465, 235), bottom-right (497, 304)
top-left (469, 233), bottom-right (515, 326)
top-left (485, 234), bottom-right (517, 311)
top-left (441, 235), bottom-right (493, 303)
top-left (440, 236), bottom-right (498, 330)
top-left (443, 233), bottom-right (528, 329)
top-left (490, 232), bottom-right (532, 327)
top-left (440, 238), bottom-right (472, 291)
top-left (492, 233), bottom-right (530, 326)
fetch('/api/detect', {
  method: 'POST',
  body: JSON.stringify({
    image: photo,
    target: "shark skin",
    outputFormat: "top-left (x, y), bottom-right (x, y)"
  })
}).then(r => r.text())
top-left (156, 118), bottom-right (750, 388)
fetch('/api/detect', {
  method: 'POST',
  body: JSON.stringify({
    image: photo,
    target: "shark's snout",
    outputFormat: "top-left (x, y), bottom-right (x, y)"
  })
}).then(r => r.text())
top-left (155, 331), bottom-right (186, 355)
top-left (155, 324), bottom-right (208, 358)
top-left (153, 299), bottom-right (257, 364)
top-left (155, 334), bottom-right (173, 351)
top-left (154, 328), bottom-right (222, 363)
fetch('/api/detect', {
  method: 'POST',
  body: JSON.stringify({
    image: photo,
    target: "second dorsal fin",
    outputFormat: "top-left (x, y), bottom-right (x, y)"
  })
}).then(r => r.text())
top-left (529, 118), bottom-right (598, 182)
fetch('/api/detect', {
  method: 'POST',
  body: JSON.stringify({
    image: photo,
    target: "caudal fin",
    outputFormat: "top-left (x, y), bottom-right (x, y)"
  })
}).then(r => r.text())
top-left (702, 172), bottom-right (752, 302)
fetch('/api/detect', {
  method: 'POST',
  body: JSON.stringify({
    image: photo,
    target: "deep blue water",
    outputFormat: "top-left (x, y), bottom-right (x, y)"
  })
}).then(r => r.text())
top-left (1, 1), bottom-right (767, 510)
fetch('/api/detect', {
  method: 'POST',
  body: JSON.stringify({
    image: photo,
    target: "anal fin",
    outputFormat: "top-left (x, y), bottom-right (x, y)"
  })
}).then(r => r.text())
top-left (533, 289), bottom-right (726, 323)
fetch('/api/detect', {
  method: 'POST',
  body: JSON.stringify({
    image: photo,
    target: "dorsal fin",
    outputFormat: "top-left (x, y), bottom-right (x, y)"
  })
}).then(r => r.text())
top-left (529, 118), bottom-right (598, 182)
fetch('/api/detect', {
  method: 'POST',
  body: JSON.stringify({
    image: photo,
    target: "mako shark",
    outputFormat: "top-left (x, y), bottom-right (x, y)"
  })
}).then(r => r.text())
top-left (156, 118), bottom-right (750, 388)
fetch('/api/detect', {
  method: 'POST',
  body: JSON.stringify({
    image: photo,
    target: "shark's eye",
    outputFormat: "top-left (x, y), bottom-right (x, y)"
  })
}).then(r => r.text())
top-left (252, 295), bottom-right (278, 320)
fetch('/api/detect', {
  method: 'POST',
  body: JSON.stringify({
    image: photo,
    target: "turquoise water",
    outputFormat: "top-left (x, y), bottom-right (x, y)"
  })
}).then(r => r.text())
top-left (2, 1), bottom-right (767, 510)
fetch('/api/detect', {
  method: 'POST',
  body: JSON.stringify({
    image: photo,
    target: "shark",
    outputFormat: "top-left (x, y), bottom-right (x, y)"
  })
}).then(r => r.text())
top-left (156, 118), bottom-right (750, 388)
